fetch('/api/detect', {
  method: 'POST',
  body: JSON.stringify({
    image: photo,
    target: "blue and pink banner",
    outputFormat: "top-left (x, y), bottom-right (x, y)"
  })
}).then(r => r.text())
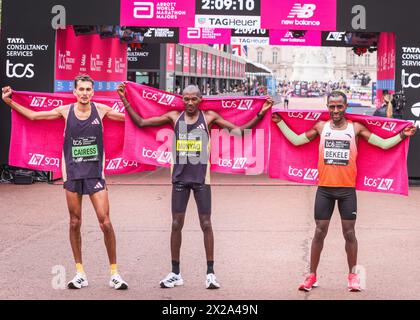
top-left (55, 26), bottom-right (127, 96)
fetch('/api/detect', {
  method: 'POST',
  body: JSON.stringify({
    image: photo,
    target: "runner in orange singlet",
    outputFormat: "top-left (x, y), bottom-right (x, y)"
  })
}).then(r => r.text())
top-left (272, 90), bottom-right (416, 292)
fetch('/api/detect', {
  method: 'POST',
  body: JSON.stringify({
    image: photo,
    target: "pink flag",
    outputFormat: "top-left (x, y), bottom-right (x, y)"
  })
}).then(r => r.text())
top-left (9, 91), bottom-right (155, 176)
top-left (269, 110), bottom-right (412, 196)
top-left (123, 82), bottom-right (270, 175)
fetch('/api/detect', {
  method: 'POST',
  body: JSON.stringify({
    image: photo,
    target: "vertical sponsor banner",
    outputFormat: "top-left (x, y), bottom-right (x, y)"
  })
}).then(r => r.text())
top-left (166, 44), bottom-right (175, 72)
top-left (220, 57), bottom-right (224, 78)
top-left (175, 45), bottom-right (183, 72)
top-left (55, 26), bottom-right (127, 96)
top-left (212, 55), bottom-right (216, 76)
top-left (269, 30), bottom-right (322, 46)
top-left (120, 0), bottom-right (196, 27)
top-left (179, 28), bottom-right (231, 44)
top-left (183, 47), bottom-right (190, 73)
top-left (207, 53), bottom-right (212, 75)
top-left (202, 51), bottom-right (207, 76)
top-left (261, 0), bottom-right (337, 31)
top-left (196, 50), bottom-right (202, 76)
top-left (376, 33), bottom-right (396, 106)
top-left (396, 33), bottom-right (420, 178)
top-left (190, 49), bottom-right (197, 74)
top-left (0, 0), bottom-right (56, 164)
top-left (195, 0), bottom-right (261, 29)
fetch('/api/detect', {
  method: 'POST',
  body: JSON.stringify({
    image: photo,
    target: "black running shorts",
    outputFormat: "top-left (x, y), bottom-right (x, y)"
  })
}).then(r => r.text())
top-left (172, 182), bottom-right (211, 215)
top-left (314, 186), bottom-right (357, 221)
top-left (63, 178), bottom-right (106, 195)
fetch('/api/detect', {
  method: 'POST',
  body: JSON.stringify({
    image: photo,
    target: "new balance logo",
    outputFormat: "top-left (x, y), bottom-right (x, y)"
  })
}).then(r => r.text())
top-left (94, 182), bottom-right (103, 190)
top-left (287, 3), bottom-right (316, 19)
top-left (92, 118), bottom-right (100, 125)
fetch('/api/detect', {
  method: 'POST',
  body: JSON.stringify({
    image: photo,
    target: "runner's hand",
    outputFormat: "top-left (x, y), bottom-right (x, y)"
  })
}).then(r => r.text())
top-left (2, 86), bottom-right (12, 102)
top-left (402, 125), bottom-right (417, 137)
top-left (117, 83), bottom-right (126, 99)
top-left (260, 97), bottom-right (273, 115)
top-left (271, 113), bottom-right (282, 123)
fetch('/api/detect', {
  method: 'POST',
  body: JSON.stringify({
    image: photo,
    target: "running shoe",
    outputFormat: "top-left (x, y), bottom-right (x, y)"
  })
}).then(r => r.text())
top-left (67, 273), bottom-right (88, 289)
top-left (298, 273), bottom-right (318, 291)
top-left (109, 273), bottom-right (128, 290)
top-left (160, 272), bottom-right (184, 288)
top-left (347, 273), bottom-right (361, 292)
top-left (206, 273), bottom-right (220, 289)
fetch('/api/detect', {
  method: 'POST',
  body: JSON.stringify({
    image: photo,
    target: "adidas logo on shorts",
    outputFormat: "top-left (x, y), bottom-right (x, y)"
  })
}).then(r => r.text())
top-left (94, 182), bottom-right (103, 189)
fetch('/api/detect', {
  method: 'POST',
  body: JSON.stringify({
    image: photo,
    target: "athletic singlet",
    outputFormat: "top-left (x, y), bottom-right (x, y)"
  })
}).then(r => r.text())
top-left (172, 111), bottom-right (211, 185)
top-left (318, 120), bottom-right (358, 187)
top-left (62, 103), bottom-right (105, 182)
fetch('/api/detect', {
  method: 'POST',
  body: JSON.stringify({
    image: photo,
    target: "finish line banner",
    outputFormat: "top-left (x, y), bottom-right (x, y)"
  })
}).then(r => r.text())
top-left (9, 91), bottom-right (155, 176)
top-left (269, 110), bottom-right (412, 196)
top-left (123, 82), bottom-right (270, 175)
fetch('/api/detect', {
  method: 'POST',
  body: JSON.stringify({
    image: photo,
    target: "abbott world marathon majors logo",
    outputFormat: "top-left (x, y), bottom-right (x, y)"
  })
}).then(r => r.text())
top-left (364, 177), bottom-right (394, 191)
top-left (282, 3), bottom-right (320, 27)
top-left (142, 90), bottom-right (176, 107)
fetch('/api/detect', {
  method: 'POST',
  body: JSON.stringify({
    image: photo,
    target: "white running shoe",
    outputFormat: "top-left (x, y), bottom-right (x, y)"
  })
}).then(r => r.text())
top-left (109, 273), bottom-right (128, 290)
top-left (160, 272), bottom-right (184, 288)
top-left (67, 273), bottom-right (88, 289)
top-left (206, 273), bottom-right (220, 289)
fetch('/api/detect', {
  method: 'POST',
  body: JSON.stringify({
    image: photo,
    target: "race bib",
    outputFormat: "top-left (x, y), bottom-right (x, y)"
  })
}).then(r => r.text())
top-left (324, 139), bottom-right (350, 166)
top-left (72, 137), bottom-right (99, 163)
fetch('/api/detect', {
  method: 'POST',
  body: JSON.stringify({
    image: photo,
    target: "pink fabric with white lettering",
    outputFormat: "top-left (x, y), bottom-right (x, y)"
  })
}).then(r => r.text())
top-left (9, 91), bottom-right (155, 176)
top-left (269, 110), bottom-right (411, 195)
top-left (123, 82), bottom-right (269, 175)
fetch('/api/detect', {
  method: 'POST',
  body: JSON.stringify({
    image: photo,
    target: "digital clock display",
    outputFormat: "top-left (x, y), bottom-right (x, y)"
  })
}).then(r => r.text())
top-left (196, 0), bottom-right (260, 16)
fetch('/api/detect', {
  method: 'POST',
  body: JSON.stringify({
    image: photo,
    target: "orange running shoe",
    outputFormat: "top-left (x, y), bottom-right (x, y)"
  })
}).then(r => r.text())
top-left (347, 273), bottom-right (362, 292)
top-left (298, 273), bottom-right (318, 291)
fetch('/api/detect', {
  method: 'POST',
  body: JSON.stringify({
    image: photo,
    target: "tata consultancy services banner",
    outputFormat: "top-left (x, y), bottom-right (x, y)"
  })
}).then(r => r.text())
top-left (55, 26), bottom-right (127, 95)
top-left (261, 0), bottom-right (336, 31)
top-left (120, 0), bottom-right (195, 27)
